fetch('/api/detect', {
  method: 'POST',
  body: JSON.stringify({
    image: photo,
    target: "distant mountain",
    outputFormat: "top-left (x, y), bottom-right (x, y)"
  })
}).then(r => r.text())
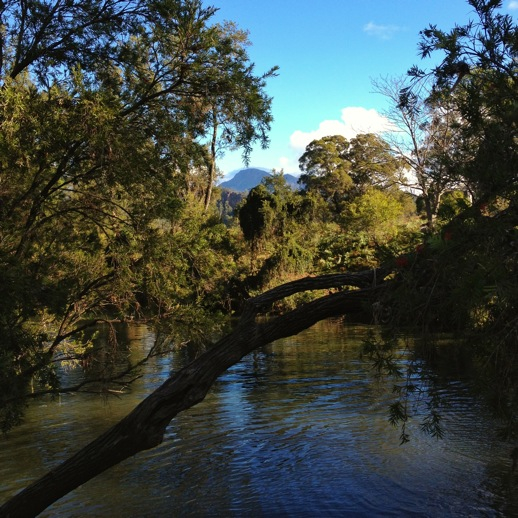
top-left (219, 168), bottom-right (299, 192)
top-left (283, 174), bottom-right (299, 189)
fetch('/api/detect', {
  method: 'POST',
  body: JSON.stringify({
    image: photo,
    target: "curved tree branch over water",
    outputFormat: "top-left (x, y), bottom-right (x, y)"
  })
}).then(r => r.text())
top-left (0, 269), bottom-right (388, 517)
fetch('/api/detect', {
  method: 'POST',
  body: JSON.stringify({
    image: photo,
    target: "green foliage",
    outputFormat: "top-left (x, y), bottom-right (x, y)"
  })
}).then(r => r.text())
top-left (436, 190), bottom-right (471, 223)
top-left (294, 133), bottom-right (419, 278)
top-left (237, 171), bottom-right (322, 286)
top-left (413, 0), bottom-right (518, 202)
top-left (299, 135), bottom-right (353, 214)
top-left (0, 0), bottom-right (275, 430)
top-left (361, 329), bottom-right (445, 443)
top-left (299, 133), bottom-right (404, 217)
top-left (374, 73), bottom-right (468, 231)
top-left (252, 236), bottom-right (315, 292)
top-left (361, 330), bottom-right (402, 378)
top-left (141, 195), bottom-right (242, 314)
top-left (237, 184), bottom-right (273, 244)
top-left (362, 3), bottom-right (518, 439)
top-left (383, 200), bottom-right (518, 428)
top-left (393, 2), bottom-right (518, 425)
top-left (342, 187), bottom-right (407, 238)
top-left (316, 230), bottom-right (379, 272)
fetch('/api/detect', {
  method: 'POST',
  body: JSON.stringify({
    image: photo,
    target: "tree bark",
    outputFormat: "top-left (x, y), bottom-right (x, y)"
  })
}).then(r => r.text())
top-left (0, 269), bottom-right (388, 518)
top-left (203, 107), bottom-right (218, 212)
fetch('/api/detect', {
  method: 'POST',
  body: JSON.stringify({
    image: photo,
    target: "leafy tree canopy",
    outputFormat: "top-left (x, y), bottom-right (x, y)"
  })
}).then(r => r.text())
top-left (0, 0), bottom-right (276, 431)
top-left (411, 0), bottom-right (518, 201)
top-left (389, 0), bottom-right (518, 428)
top-left (298, 134), bottom-right (404, 215)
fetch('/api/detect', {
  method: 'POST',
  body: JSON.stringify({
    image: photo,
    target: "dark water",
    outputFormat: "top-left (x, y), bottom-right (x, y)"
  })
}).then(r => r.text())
top-left (1, 319), bottom-right (518, 517)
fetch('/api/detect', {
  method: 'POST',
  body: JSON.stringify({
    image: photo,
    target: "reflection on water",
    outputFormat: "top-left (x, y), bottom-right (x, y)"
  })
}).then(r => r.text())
top-left (1, 319), bottom-right (518, 517)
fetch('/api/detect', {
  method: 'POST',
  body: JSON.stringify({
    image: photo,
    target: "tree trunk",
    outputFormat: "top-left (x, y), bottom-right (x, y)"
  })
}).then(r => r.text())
top-left (423, 196), bottom-right (435, 231)
top-left (203, 108), bottom-right (218, 212)
top-left (0, 270), bottom-right (388, 518)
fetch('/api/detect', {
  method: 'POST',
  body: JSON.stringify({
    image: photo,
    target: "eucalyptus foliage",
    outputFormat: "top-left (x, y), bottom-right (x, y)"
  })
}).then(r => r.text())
top-left (0, 0), bottom-right (274, 430)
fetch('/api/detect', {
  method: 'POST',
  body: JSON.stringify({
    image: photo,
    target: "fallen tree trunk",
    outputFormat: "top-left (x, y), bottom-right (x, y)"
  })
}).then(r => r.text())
top-left (0, 269), bottom-right (388, 517)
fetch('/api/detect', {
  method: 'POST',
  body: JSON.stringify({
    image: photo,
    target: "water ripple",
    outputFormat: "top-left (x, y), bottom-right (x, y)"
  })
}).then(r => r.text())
top-left (1, 320), bottom-right (516, 517)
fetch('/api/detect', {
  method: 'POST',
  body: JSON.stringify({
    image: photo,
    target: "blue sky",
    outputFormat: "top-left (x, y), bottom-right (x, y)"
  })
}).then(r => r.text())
top-left (212, 1), bottom-right (518, 178)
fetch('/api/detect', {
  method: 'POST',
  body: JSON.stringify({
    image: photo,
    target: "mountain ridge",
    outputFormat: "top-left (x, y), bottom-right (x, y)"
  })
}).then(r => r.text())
top-left (219, 168), bottom-right (299, 192)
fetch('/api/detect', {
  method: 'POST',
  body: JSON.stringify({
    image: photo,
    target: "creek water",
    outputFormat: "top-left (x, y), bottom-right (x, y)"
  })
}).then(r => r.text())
top-left (1, 319), bottom-right (518, 517)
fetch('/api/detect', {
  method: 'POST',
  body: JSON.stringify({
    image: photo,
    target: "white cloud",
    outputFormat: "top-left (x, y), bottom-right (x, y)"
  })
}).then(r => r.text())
top-left (363, 21), bottom-right (401, 40)
top-left (509, 1), bottom-right (518, 9)
top-left (289, 106), bottom-right (394, 155)
top-left (274, 155), bottom-right (300, 175)
top-left (278, 156), bottom-right (292, 169)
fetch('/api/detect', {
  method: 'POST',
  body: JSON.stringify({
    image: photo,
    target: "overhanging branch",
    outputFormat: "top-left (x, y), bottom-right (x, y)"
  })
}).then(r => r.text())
top-left (0, 269), bottom-right (390, 517)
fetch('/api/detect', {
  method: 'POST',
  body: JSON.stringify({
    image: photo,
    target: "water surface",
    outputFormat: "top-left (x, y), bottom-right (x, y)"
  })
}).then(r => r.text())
top-left (1, 320), bottom-right (517, 517)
